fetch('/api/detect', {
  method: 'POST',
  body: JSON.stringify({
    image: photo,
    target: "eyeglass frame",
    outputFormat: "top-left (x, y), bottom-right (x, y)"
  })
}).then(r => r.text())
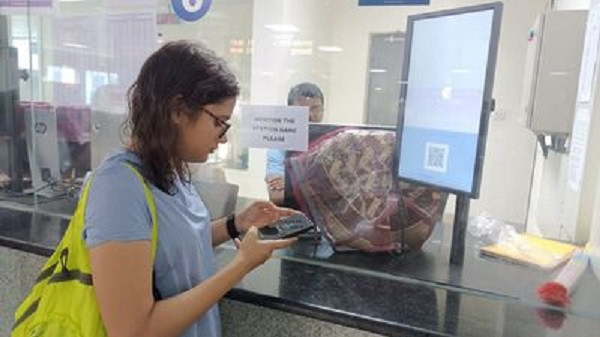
top-left (201, 107), bottom-right (231, 139)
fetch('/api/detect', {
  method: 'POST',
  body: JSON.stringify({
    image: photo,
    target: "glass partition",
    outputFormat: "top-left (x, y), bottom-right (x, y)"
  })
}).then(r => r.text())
top-left (1, 1), bottom-right (599, 333)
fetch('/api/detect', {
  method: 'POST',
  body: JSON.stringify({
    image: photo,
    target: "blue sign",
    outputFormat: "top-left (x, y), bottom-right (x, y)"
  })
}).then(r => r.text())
top-left (359, 0), bottom-right (430, 5)
top-left (171, 0), bottom-right (213, 22)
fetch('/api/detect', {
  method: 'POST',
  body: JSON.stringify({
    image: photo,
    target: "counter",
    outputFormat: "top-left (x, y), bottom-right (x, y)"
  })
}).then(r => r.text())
top-left (1, 206), bottom-right (599, 337)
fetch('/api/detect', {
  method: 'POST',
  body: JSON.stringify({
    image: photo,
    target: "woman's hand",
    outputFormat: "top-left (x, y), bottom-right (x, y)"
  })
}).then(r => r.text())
top-left (235, 201), bottom-right (298, 232)
top-left (233, 227), bottom-right (296, 271)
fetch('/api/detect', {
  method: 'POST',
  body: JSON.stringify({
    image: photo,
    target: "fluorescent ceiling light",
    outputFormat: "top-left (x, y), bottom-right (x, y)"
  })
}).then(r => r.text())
top-left (265, 24), bottom-right (299, 33)
top-left (370, 69), bottom-right (387, 73)
top-left (63, 42), bottom-right (88, 49)
top-left (273, 33), bottom-right (294, 40)
top-left (318, 46), bottom-right (343, 52)
top-left (451, 68), bottom-right (470, 74)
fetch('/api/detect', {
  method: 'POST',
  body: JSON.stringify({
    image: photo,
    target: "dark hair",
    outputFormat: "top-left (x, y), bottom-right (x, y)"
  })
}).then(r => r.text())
top-left (124, 40), bottom-right (239, 194)
top-left (287, 82), bottom-right (324, 106)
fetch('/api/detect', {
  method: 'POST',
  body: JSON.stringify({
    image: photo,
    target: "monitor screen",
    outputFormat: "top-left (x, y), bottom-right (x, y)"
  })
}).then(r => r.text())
top-left (396, 3), bottom-right (502, 197)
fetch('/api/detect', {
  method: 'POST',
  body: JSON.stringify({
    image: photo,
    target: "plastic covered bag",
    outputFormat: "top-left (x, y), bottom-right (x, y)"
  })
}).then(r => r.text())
top-left (468, 212), bottom-right (521, 246)
top-left (286, 128), bottom-right (448, 253)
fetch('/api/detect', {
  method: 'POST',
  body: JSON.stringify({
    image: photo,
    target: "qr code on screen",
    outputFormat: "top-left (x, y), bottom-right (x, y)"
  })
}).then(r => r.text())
top-left (424, 142), bottom-right (449, 173)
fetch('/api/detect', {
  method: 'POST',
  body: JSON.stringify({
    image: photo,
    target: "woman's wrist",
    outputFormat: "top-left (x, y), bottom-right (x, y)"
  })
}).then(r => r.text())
top-left (235, 215), bottom-right (245, 233)
top-left (226, 214), bottom-right (241, 239)
top-left (231, 251), bottom-right (254, 274)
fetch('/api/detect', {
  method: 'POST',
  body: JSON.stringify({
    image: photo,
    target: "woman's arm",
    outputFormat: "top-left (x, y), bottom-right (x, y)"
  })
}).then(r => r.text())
top-left (90, 228), bottom-right (294, 337)
top-left (211, 217), bottom-right (233, 247)
top-left (211, 201), bottom-right (298, 247)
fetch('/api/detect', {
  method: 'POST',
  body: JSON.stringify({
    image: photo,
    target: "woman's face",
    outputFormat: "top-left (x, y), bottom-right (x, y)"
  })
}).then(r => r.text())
top-left (176, 97), bottom-right (236, 163)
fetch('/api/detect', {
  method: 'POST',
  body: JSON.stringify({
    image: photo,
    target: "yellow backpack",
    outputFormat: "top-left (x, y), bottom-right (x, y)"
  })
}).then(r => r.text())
top-left (12, 164), bottom-right (158, 337)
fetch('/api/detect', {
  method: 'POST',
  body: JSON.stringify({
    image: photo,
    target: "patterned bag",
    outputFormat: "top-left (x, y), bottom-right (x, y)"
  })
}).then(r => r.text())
top-left (287, 128), bottom-right (448, 252)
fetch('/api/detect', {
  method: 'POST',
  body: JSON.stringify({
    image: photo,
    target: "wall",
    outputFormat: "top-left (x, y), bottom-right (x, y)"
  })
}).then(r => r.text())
top-left (590, 165), bottom-right (600, 282)
top-left (528, 0), bottom-right (600, 288)
top-left (586, 0), bottom-right (600, 273)
top-left (226, 0), bottom-right (335, 199)
top-left (562, 0), bottom-right (600, 244)
top-left (555, 0), bottom-right (591, 9)
top-left (526, 151), bottom-right (571, 238)
top-left (526, 0), bottom-right (574, 241)
top-left (527, 0), bottom-right (600, 244)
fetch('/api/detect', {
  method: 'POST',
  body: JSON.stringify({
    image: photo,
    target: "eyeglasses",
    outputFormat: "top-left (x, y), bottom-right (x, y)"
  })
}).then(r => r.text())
top-left (202, 108), bottom-right (231, 139)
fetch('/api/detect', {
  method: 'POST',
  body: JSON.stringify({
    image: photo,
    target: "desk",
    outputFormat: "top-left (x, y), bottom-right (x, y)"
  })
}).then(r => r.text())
top-left (1, 206), bottom-right (599, 336)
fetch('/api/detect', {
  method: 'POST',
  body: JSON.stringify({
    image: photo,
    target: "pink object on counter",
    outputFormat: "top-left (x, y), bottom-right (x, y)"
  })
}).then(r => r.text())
top-left (56, 106), bottom-right (91, 144)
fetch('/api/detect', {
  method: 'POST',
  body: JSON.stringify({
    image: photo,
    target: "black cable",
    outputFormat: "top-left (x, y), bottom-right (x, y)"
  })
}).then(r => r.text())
top-left (35, 194), bottom-right (71, 205)
top-left (0, 180), bottom-right (56, 197)
top-left (0, 178), bottom-right (81, 204)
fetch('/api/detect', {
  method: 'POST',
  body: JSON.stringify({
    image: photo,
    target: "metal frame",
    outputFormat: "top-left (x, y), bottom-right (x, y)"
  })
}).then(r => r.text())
top-left (394, 2), bottom-right (504, 199)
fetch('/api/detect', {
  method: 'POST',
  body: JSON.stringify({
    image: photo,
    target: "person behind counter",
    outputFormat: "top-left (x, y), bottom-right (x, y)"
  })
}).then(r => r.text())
top-left (265, 82), bottom-right (325, 205)
top-left (85, 41), bottom-right (296, 337)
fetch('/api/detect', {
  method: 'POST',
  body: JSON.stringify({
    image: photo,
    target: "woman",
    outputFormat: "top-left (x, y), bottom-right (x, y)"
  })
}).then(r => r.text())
top-left (85, 41), bottom-right (296, 337)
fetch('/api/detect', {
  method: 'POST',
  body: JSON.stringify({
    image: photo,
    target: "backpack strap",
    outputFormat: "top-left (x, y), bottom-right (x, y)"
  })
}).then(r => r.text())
top-left (123, 164), bottom-right (162, 300)
top-left (124, 163), bottom-right (158, 261)
top-left (78, 163), bottom-right (158, 260)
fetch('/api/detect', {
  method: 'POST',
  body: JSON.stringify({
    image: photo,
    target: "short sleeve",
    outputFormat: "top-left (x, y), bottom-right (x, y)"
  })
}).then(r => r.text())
top-left (83, 163), bottom-right (152, 248)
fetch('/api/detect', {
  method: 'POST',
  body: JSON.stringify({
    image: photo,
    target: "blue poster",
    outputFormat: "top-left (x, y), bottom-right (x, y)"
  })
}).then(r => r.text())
top-left (359, 0), bottom-right (430, 6)
top-left (171, 0), bottom-right (213, 22)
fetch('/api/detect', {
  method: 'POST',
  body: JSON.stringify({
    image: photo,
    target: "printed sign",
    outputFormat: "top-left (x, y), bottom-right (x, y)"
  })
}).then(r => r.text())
top-left (359, 0), bottom-right (430, 6)
top-left (567, 106), bottom-right (591, 192)
top-left (171, 0), bottom-right (212, 22)
top-left (241, 105), bottom-right (309, 151)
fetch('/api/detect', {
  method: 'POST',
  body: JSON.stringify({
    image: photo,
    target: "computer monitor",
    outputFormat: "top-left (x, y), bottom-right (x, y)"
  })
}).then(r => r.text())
top-left (24, 103), bottom-right (62, 197)
top-left (395, 3), bottom-right (503, 198)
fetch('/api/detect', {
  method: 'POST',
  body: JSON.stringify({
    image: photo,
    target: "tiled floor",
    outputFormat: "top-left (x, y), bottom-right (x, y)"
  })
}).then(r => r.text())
top-left (0, 247), bottom-right (46, 337)
top-left (1, 247), bottom-right (387, 337)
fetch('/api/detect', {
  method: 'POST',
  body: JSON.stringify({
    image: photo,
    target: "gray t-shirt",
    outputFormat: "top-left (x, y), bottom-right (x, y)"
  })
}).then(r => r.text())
top-left (83, 149), bottom-right (220, 337)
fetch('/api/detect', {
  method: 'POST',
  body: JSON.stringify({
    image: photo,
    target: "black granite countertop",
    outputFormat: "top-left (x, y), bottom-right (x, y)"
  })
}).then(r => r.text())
top-left (1, 207), bottom-right (600, 337)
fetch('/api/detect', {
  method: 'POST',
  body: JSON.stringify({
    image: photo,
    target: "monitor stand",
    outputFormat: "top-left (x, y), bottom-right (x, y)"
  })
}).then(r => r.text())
top-left (450, 193), bottom-right (471, 265)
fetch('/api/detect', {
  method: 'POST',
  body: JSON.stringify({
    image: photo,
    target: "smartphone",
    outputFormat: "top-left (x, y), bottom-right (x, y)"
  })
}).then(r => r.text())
top-left (258, 213), bottom-right (315, 240)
